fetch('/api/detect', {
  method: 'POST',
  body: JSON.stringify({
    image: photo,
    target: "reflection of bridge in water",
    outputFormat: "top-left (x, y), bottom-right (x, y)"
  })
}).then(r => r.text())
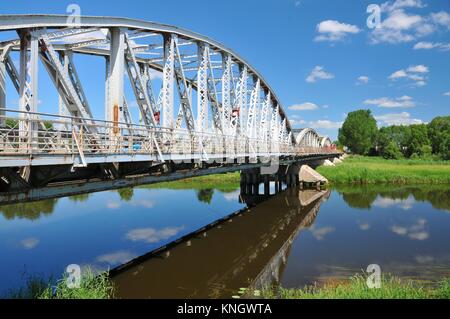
top-left (110, 187), bottom-right (330, 298)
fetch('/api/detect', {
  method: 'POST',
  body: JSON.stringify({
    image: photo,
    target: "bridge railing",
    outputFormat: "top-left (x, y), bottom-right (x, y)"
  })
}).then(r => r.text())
top-left (0, 110), bottom-right (337, 161)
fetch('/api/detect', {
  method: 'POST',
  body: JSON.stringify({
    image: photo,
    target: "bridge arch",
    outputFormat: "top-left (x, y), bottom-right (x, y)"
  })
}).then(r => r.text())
top-left (0, 14), bottom-right (295, 144)
top-left (295, 128), bottom-right (322, 148)
top-left (319, 136), bottom-right (332, 148)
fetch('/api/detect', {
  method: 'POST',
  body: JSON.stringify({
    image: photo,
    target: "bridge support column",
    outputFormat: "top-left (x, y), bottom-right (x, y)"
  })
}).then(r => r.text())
top-left (107, 28), bottom-right (125, 137)
top-left (263, 175), bottom-right (270, 196)
top-left (18, 30), bottom-right (39, 151)
top-left (240, 172), bottom-right (247, 195)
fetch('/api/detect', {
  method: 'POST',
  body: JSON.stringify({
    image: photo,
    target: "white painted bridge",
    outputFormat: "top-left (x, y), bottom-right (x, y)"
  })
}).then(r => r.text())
top-left (0, 15), bottom-right (340, 203)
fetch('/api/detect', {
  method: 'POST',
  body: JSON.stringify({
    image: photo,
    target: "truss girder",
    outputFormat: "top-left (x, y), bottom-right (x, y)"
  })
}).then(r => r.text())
top-left (0, 16), bottom-right (339, 168)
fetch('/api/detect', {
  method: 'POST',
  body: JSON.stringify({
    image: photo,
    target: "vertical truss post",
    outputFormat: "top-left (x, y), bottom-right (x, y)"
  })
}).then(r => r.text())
top-left (58, 52), bottom-right (70, 131)
top-left (270, 105), bottom-right (280, 142)
top-left (247, 79), bottom-right (260, 138)
top-left (259, 92), bottom-right (271, 152)
top-left (236, 65), bottom-right (248, 134)
top-left (104, 56), bottom-right (110, 122)
top-left (0, 57), bottom-right (5, 125)
top-left (221, 53), bottom-right (232, 135)
top-left (197, 43), bottom-right (208, 132)
top-left (18, 30), bottom-right (39, 151)
top-left (279, 118), bottom-right (287, 143)
top-left (162, 34), bottom-right (175, 130)
top-left (108, 28), bottom-right (125, 136)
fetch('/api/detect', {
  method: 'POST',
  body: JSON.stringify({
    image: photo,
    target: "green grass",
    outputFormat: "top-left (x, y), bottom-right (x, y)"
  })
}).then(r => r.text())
top-left (140, 171), bottom-right (240, 192)
top-left (317, 156), bottom-right (450, 184)
top-left (7, 270), bottom-right (114, 299)
top-left (258, 275), bottom-right (450, 299)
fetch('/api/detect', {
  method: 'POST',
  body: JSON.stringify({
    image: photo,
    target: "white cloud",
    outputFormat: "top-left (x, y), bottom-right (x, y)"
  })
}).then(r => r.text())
top-left (388, 65), bottom-right (429, 86)
top-left (381, 0), bottom-right (426, 13)
top-left (107, 201), bottom-right (120, 209)
top-left (431, 11), bottom-right (450, 29)
top-left (369, 2), bottom-right (450, 44)
top-left (357, 76), bottom-right (370, 84)
top-left (306, 66), bottom-right (335, 83)
top-left (294, 0), bottom-right (301, 7)
top-left (415, 255), bottom-right (434, 264)
top-left (126, 226), bottom-right (185, 243)
top-left (373, 195), bottom-right (415, 210)
top-left (370, 10), bottom-right (424, 44)
top-left (389, 70), bottom-right (408, 80)
top-left (96, 250), bottom-right (136, 266)
top-left (131, 199), bottom-right (156, 208)
top-left (222, 190), bottom-right (240, 202)
top-left (315, 20), bottom-right (360, 42)
top-left (20, 238), bottom-right (39, 249)
top-left (288, 102), bottom-right (319, 111)
top-left (364, 95), bottom-right (416, 108)
top-left (149, 68), bottom-right (163, 80)
top-left (307, 120), bottom-right (343, 129)
top-left (309, 225), bottom-right (335, 240)
top-left (444, 91), bottom-right (450, 96)
top-left (375, 112), bottom-right (423, 125)
top-left (289, 118), bottom-right (307, 126)
top-left (358, 222), bottom-right (370, 230)
top-left (414, 41), bottom-right (450, 51)
top-left (407, 64), bottom-right (429, 73)
top-left (391, 218), bottom-right (429, 241)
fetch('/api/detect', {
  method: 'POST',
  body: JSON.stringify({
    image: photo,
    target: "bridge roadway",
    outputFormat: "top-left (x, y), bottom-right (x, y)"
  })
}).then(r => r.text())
top-left (0, 15), bottom-right (341, 204)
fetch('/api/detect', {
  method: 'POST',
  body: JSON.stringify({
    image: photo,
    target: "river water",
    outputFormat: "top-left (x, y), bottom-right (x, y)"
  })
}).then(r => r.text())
top-left (0, 182), bottom-right (449, 298)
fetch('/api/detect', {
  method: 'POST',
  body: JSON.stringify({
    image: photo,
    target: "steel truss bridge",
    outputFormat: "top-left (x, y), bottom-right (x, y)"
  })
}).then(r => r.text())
top-left (0, 15), bottom-right (339, 204)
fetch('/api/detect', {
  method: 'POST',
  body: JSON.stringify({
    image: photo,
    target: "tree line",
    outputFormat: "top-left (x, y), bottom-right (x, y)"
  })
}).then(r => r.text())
top-left (338, 110), bottom-right (450, 160)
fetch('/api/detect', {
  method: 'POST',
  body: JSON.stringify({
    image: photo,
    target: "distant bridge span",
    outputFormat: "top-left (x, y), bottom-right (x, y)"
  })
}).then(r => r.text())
top-left (0, 15), bottom-right (340, 204)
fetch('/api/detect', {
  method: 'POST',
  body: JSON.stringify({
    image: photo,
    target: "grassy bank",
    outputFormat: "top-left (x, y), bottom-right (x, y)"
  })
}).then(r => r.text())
top-left (256, 275), bottom-right (450, 299)
top-left (317, 156), bottom-right (450, 184)
top-left (7, 270), bottom-right (114, 299)
top-left (140, 171), bottom-right (240, 192)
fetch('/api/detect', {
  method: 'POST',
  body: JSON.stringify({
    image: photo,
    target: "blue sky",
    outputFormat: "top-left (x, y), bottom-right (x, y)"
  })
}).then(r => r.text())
top-left (1, 0), bottom-right (449, 140)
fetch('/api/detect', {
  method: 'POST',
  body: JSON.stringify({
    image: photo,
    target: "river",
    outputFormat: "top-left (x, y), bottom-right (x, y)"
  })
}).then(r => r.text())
top-left (0, 182), bottom-right (449, 298)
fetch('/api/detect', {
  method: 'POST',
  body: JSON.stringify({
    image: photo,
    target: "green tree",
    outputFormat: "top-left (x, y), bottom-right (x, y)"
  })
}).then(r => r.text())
top-left (406, 124), bottom-right (430, 157)
top-left (196, 189), bottom-right (214, 204)
top-left (428, 116), bottom-right (450, 159)
top-left (383, 141), bottom-right (403, 159)
top-left (117, 188), bottom-right (134, 201)
top-left (338, 110), bottom-right (378, 155)
top-left (377, 125), bottom-right (410, 157)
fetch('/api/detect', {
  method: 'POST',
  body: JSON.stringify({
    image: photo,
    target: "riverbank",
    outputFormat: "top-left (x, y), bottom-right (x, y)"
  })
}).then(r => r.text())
top-left (5, 270), bottom-right (113, 299)
top-left (13, 273), bottom-right (450, 299)
top-left (317, 156), bottom-right (450, 184)
top-left (254, 275), bottom-right (450, 299)
top-left (140, 171), bottom-right (240, 192)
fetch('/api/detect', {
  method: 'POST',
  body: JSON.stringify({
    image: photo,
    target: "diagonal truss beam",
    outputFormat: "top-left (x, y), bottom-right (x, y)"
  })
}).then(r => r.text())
top-left (124, 33), bottom-right (158, 127)
top-left (38, 33), bottom-right (97, 133)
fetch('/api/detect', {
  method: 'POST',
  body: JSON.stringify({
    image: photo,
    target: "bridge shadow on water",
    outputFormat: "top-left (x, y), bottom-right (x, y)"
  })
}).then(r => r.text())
top-left (109, 186), bottom-right (330, 299)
